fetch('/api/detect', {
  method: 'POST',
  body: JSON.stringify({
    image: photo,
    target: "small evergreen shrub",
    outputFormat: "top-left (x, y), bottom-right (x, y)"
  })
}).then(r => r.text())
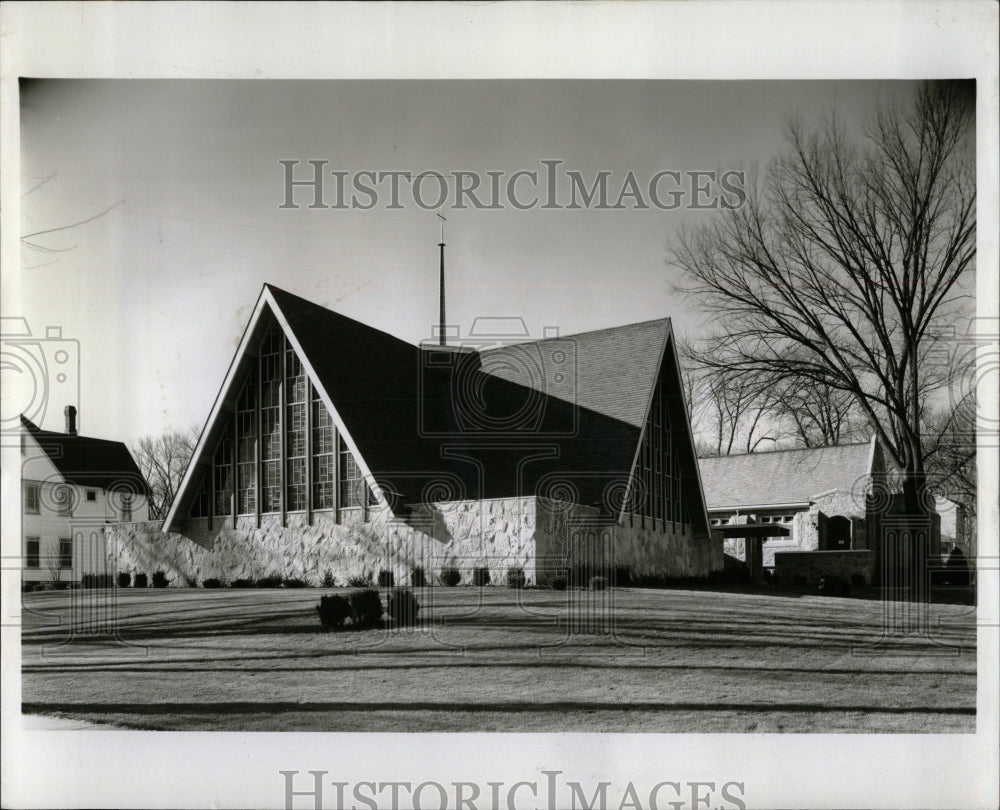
top-left (320, 569), bottom-right (337, 588)
top-left (202, 578), bottom-right (222, 589)
top-left (589, 575), bottom-right (607, 591)
top-left (550, 575), bottom-right (568, 591)
top-left (850, 573), bottom-right (867, 589)
top-left (317, 594), bottom-right (352, 629)
top-left (349, 588), bottom-right (384, 629)
top-left (282, 577), bottom-right (308, 588)
top-left (133, 573), bottom-right (148, 588)
top-left (817, 575), bottom-right (850, 597)
top-left (410, 566), bottom-right (428, 587)
top-left (256, 574), bottom-right (283, 588)
top-left (81, 574), bottom-right (113, 588)
top-left (506, 567), bottom-right (526, 589)
top-left (377, 570), bottom-right (395, 588)
top-left (117, 572), bottom-right (131, 588)
top-left (387, 588), bottom-right (420, 626)
top-left (182, 573), bottom-right (198, 588)
top-left (346, 573), bottom-right (373, 588)
top-left (473, 567), bottom-right (491, 587)
top-left (152, 571), bottom-right (169, 588)
top-left (231, 578), bottom-right (255, 588)
top-left (439, 567), bottom-right (461, 587)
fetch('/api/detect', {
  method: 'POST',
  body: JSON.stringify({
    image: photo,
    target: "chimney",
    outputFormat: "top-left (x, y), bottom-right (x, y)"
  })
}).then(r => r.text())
top-left (64, 405), bottom-right (78, 436)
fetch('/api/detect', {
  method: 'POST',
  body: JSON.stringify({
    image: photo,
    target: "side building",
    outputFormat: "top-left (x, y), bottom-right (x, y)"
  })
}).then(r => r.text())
top-left (110, 283), bottom-right (721, 586)
top-left (21, 408), bottom-right (149, 587)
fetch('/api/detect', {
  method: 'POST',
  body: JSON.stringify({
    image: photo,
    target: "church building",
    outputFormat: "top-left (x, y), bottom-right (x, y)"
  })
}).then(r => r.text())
top-left (110, 284), bottom-right (719, 587)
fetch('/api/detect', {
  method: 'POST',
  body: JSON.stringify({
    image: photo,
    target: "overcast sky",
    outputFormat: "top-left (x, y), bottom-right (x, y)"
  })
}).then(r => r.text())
top-left (14, 79), bottom-right (917, 444)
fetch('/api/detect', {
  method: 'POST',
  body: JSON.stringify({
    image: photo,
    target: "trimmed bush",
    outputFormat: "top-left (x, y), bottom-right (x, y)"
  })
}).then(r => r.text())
top-left (282, 577), bottom-right (308, 588)
top-left (377, 570), bottom-right (395, 588)
top-left (317, 594), bottom-right (352, 629)
top-left (202, 578), bottom-right (222, 589)
top-left (387, 588), bottom-right (420, 626)
top-left (410, 566), bottom-right (428, 588)
top-left (133, 573), bottom-right (148, 588)
top-left (506, 567), bottom-right (526, 589)
top-left (256, 575), bottom-right (283, 588)
top-left (439, 567), bottom-right (461, 587)
top-left (589, 576), bottom-right (607, 591)
top-left (349, 589), bottom-right (384, 629)
top-left (320, 569), bottom-right (337, 588)
top-left (117, 572), bottom-right (131, 588)
top-left (346, 573), bottom-right (373, 588)
top-left (473, 567), bottom-right (491, 587)
top-left (81, 573), bottom-right (114, 589)
top-left (817, 575), bottom-right (850, 597)
top-left (550, 575), bottom-right (568, 591)
top-left (231, 578), bottom-right (255, 588)
top-left (152, 571), bottom-right (169, 588)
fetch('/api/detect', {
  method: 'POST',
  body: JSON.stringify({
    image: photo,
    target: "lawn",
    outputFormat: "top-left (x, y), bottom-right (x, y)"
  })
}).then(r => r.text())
top-left (20, 585), bottom-right (976, 732)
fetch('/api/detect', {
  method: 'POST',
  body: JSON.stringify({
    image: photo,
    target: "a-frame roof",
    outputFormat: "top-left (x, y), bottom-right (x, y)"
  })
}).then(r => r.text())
top-left (165, 284), bottom-right (709, 536)
top-left (20, 414), bottom-right (148, 494)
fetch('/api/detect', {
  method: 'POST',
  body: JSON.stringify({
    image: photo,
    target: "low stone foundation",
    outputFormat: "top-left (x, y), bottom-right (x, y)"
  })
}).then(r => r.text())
top-left (107, 496), bottom-right (721, 587)
top-left (774, 550), bottom-right (876, 586)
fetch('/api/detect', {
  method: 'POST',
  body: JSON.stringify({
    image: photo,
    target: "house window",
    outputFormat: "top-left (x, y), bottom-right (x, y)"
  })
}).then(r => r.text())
top-left (59, 537), bottom-right (72, 569)
top-left (121, 493), bottom-right (133, 522)
top-left (24, 482), bottom-right (40, 515)
top-left (56, 484), bottom-right (74, 516)
top-left (86, 490), bottom-right (97, 502)
top-left (25, 538), bottom-right (40, 568)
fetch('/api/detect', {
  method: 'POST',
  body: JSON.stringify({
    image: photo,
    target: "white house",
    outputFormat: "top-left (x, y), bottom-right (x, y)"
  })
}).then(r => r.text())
top-left (20, 407), bottom-right (149, 586)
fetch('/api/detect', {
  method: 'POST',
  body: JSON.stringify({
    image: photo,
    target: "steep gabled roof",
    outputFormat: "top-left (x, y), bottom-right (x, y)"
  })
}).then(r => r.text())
top-left (479, 318), bottom-right (672, 428)
top-left (697, 441), bottom-right (875, 511)
top-left (20, 415), bottom-right (148, 494)
top-left (166, 284), bottom-right (708, 535)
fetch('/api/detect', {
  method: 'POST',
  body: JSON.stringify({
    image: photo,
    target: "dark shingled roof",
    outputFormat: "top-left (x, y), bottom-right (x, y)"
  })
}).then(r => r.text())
top-left (167, 284), bottom-right (708, 534)
top-left (697, 442), bottom-right (874, 510)
top-left (268, 285), bottom-right (644, 510)
top-left (20, 414), bottom-right (149, 494)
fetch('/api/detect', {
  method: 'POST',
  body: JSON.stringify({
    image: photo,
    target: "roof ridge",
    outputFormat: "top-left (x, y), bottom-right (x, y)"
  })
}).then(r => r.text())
top-left (21, 413), bottom-right (130, 448)
top-left (698, 441), bottom-right (871, 461)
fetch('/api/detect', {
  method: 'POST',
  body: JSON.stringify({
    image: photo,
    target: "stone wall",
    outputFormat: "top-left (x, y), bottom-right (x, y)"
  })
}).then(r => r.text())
top-left (773, 550), bottom-right (876, 586)
top-left (533, 499), bottom-right (721, 583)
top-left (108, 495), bottom-right (721, 588)
top-left (108, 497), bottom-right (539, 587)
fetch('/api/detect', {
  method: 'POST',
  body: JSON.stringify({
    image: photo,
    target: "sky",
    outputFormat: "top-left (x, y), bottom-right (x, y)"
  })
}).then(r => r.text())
top-left (12, 79), bottom-right (919, 445)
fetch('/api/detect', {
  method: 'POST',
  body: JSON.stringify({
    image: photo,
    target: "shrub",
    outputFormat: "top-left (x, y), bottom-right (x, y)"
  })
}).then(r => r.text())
top-left (550, 575), bottom-right (568, 591)
top-left (202, 578), bottom-right (222, 589)
top-left (946, 547), bottom-right (971, 587)
top-left (410, 566), bottom-right (428, 588)
top-left (182, 573), bottom-right (198, 588)
top-left (817, 575), bottom-right (850, 597)
top-left (117, 572), bottom-right (132, 588)
top-left (387, 589), bottom-right (420, 626)
top-left (589, 575), bottom-right (607, 591)
top-left (320, 569), bottom-right (337, 588)
top-left (377, 570), bottom-right (395, 588)
top-left (133, 573), bottom-right (148, 588)
top-left (850, 572), bottom-right (867, 589)
top-left (346, 573), bottom-right (373, 588)
top-left (506, 567), bottom-right (526, 589)
top-left (317, 594), bottom-right (352, 629)
top-left (349, 589), bottom-right (384, 629)
top-left (81, 574), bottom-right (112, 589)
top-left (231, 578), bottom-right (255, 588)
top-left (282, 577), bottom-right (308, 588)
top-left (611, 566), bottom-right (633, 587)
top-left (439, 566), bottom-right (461, 587)
top-left (152, 571), bottom-right (169, 588)
top-left (256, 574), bottom-right (283, 588)
top-left (473, 567), bottom-right (491, 587)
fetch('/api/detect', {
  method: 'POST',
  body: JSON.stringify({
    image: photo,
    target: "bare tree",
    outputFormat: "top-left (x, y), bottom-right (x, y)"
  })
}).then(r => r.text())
top-left (680, 342), bottom-right (778, 456)
top-left (134, 429), bottom-right (198, 520)
top-left (671, 81), bottom-right (975, 512)
top-left (768, 378), bottom-right (866, 448)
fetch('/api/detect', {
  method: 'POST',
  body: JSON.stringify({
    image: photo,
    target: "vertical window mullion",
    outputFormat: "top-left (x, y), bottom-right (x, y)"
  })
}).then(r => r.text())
top-left (279, 333), bottom-right (287, 527)
top-left (305, 376), bottom-right (313, 525)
